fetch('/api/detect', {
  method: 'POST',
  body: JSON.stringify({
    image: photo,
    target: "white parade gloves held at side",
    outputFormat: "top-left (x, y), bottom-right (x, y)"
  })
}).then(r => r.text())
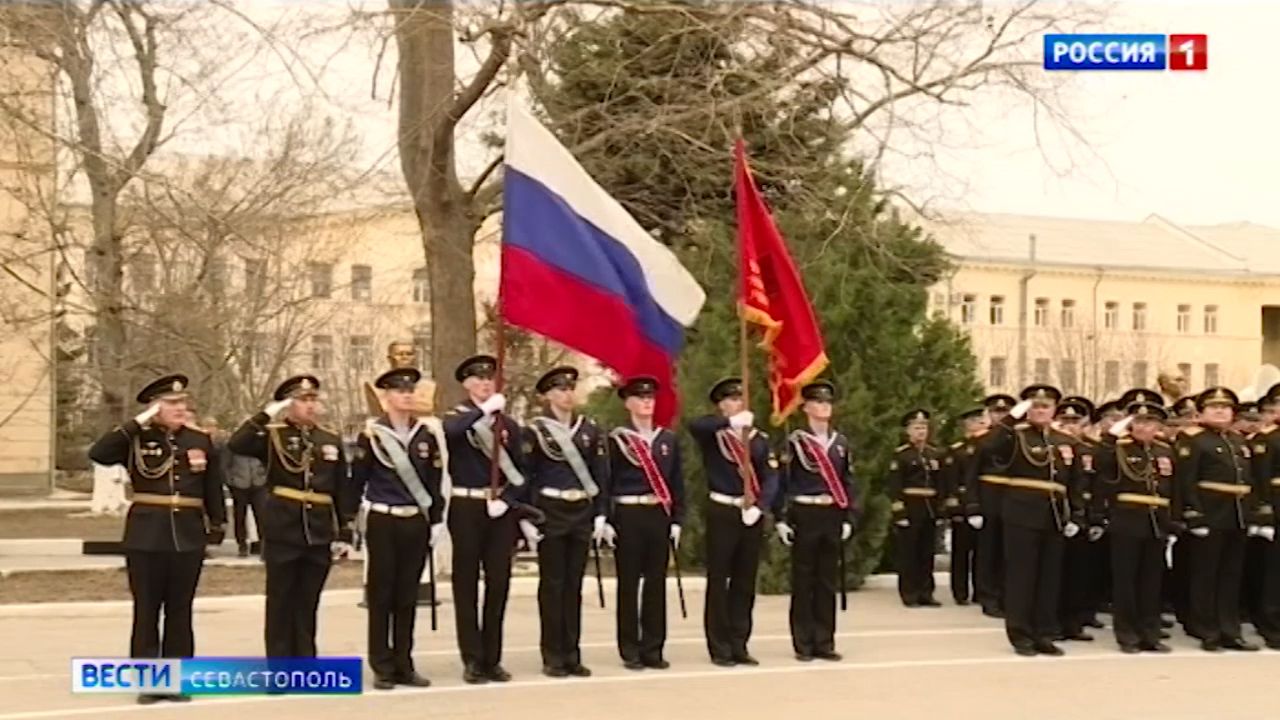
top-left (775, 521), bottom-right (795, 546)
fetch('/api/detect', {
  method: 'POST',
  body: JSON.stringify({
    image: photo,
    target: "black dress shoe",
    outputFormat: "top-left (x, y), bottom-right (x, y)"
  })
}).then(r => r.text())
top-left (1221, 638), bottom-right (1260, 652)
top-left (397, 672), bottom-right (431, 687)
top-left (1034, 641), bottom-right (1064, 656)
top-left (137, 694), bottom-right (162, 705)
top-left (373, 676), bottom-right (397, 690)
top-left (921, 598), bottom-right (942, 608)
top-left (543, 665), bottom-right (569, 678)
top-left (902, 600), bottom-right (920, 608)
top-left (1160, 617), bottom-right (1175, 629)
top-left (1062, 632), bottom-right (1094, 642)
top-left (1014, 644), bottom-right (1038, 657)
top-left (1200, 639), bottom-right (1222, 652)
top-left (463, 664), bottom-right (489, 684)
top-left (237, 544), bottom-right (249, 558)
top-left (1265, 638), bottom-right (1280, 650)
top-left (1119, 644), bottom-right (1141, 654)
top-left (982, 606), bottom-right (1005, 619)
top-left (567, 664), bottom-right (592, 677)
top-left (1159, 630), bottom-right (1172, 640)
top-left (794, 653), bottom-right (814, 662)
top-left (954, 599), bottom-right (972, 607)
top-left (486, 665), bottom-right (512, 682)
top-left (1085, 617), bottom-right (1105, 629)
top-left (814, 651), bottom-right (843, 662)
top-left (711, 657), bottom-right (736, 668)
top-left (643, 658), bottom-right (670, 670)
top-left (1140, 641), bottom-right (1172, 653)
top-left (733, 654), bottom-right (760, 666)
top-left (623, 659), bottom-right (646, 671)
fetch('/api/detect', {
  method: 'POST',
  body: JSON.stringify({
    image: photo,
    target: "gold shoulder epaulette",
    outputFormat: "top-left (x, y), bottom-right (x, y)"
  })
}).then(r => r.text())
top-left (182, 423), bottom-right (209, 435)
top-left (1118, 437), bottom-right (1133, 445)
top-left (1153, 439), bottom-right (1170, 448)
top-left (895, 443), bottom-right (909, 452)
top-left (1182, 426), bottom-right (1204, 437)
top-left (1014, 422), bottom-right (1031, 430)
top-left (972, 429), bottom-right (989, 438)
top-left (316, 424), bottom-right (341, 437)
top-left (950, 440), bottom-right (965, 450)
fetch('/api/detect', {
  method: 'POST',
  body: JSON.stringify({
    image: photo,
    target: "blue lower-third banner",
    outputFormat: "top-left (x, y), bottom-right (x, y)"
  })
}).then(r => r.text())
top-left (72, 657), bottom-right (363, 695)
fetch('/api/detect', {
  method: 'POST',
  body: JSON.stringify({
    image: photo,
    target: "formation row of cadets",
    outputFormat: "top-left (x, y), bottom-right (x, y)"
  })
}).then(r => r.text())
top-left (88, 356), bottom-right (860, 701)
top-left (888, 381), bottom-right (1280, 656)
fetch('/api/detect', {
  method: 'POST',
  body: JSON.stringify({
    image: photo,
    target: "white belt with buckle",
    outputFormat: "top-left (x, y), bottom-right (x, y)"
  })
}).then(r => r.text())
top-left (793, 494), bottom-right (835, 506)
top-left (709, 491), bottom-right (746, 508)
top-left (540, 487), bottom-right (591, 502)
top-left (614, 494), bottom-right (660, 506)
top-left (368, 502), bottom-right (420, 517)
top-left (451, 488), bottom-right (489, 499)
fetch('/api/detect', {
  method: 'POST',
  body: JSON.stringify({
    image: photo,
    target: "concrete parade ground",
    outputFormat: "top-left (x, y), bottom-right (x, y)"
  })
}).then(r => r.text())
top-left (1, 575), bottom-right (1277, 720)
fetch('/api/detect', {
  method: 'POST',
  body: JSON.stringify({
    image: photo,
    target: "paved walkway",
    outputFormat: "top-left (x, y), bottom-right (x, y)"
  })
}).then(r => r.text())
top-left (0, 577), bottom-right (1276, 720)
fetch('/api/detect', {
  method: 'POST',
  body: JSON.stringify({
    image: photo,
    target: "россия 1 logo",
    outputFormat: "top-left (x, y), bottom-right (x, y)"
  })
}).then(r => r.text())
top-left (1044, 34), bottom-right (1207, 71)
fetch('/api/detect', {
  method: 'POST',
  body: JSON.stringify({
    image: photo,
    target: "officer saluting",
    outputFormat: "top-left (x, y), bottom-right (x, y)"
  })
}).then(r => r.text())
top-left (773, 380), bottom-right (857, 662)
top-left (88, 374), bottom-right (226, 705)
top-left (943, 407), bottom-right (987, 606)
top-left (887, 409), bottom-right (944, 608)
top-left (352, 367), bottom-right (445, 690)
top-left (525, 366), bottom-right (607, 679)
top-left (970, 393), bottom-right (1016, 618)
top-left (228, 375), bottom-right (355, 658)
top-left (441, 354), bottom-right (529, 684)
top-left (606, 376), bottom-right (685, 671)
top-left (688, 377), bottom-right (779, 666)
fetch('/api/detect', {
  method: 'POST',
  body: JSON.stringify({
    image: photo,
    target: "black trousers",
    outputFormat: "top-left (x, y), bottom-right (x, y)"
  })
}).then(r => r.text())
top-left (614, 504), bottom-right (670, 663)
top-left (703, 502), bottom-right (763, 661)
top-left (1256, 537), bottom-right (1280, 643)
top-left (1168, 534), bottom-right (1193, 626)
top-left (789, 504), bottom-right (842, 656)
top-left (1003, 524), bottom-right (1063, 648)
top-left (1111, 534), bottom-right (1164, 647)
top-left (1243, 536), bottom-right (1267, 624)
top-left (126, 550), bottom-right (204, 658)
top-left (1088, 534), bottom-right (1111, 614)
top-left (894, 520), bottom-right (936, 605)
top-left (1059, 535), bottom-right (1093, 635)
top-left (1189, 529), bottom-right (1246, 643)
top-left (264, 544), bottom-right (332, 657)
top-left (537, 500), bottom-right (591, 670)
top-left (230, 486), bottom-right (266, 546)
top-left (950, 519), bottom-right (978, 603)
top-left (449, 498), bottom-right (517, 670)
top-left (365, 511), bottom-right (430, 678)
top-left (976, 518), bottom-right (1006, 611)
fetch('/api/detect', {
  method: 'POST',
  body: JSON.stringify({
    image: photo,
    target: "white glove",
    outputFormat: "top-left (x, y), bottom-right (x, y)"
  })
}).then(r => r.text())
top-left (430, 523), bottom-right (448, 548)
top-left (486, 499), bottom-right (509, 518)
top-left (134, 402), bottom-right (161, 426)
top-left (894, 518), bottom-right (910, 528)
top-left (1109, 415), bottom-right (1134, 437)
top-left (1063, 521), bottom-right (1080, 538)
top-left (1189, 526), bottom-right (1209, 538)
top-left (967, 515), bottom-right (985, 530)
top-left (519, 519), bottom-right (542, 551)
top-left (264, 398), bottom-right (293, 418)
top-left (1261, 526), bottom-right (1277, 542)
top-left (776, 521), bottom-right (795, 546)
top-left (1248, 525), bottom-right (1259, 537)
top-left (592, 515), bottom-right (617, 547)
top-left (741, 506), bottom-right (763, 526)
top-left (1011, 399), bottom-right (1032, 419)
top-left (669, 524), bottom-right (682, 548)
top-left (729, 411), bottom-right (754, 430)
top-left (330, 541), bottom-right (352, 559)
top-left (841, 523), bottom-right (853, 541)
top-left (1087, 525), bottom-right (1105, 542)
top-left (479, 393), bottom-right (506, 415)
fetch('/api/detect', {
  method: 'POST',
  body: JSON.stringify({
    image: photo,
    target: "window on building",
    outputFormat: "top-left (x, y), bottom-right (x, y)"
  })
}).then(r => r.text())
top-left (960, 294), bottom-right (977, 324)
top-left (351, 264), bottom-right (372, 301)
top-left (989, 356), bottom-right (1007, 388)
top-left (1132, 360), bottom-right (1149, 387)
top-left (989, 295), bottom-right (1005, 325)
top-left (131, 253), bottom-right (157, 292)
top-left (1060, 299), bottom-right (1076, 329)
top-left (1177, 363), bottom-right (1193, 387)
top-left (308, 262), bottom-right (333, 299)
top-left (1034, 298), bottom-right (1050, 327)
top-left (1104, 301), bottom-right (1119, 330)
top-left (1034, 358), bottom-right (1051, 383)
top-left (1059, 359), bottom-right (1078, 394)
top-left (348, 335), bottom-right (372, 372)
top-left (413, 267), bottom-right (430, 304)
top-left (1104, 360), bottom-right (1120, 395)
top-left (1204, 305), bottom-right (1219, 334)
top-left (1132, 302), bottom-right (1147, 331)
top-left (1176, 304), bottom-right (1191, 333)
top-left (1204, 362), bottom-right (1220, 387)
top-left (244, 258), bottom-right (266, 298)
top-left (311, 334), bottom-right (333, 370)
top-left (412, 331), bottom-right (431, 372)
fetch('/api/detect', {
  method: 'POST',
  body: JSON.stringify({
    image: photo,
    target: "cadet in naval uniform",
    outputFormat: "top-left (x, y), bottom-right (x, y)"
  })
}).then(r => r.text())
top-left (88, 374), bottom-right (227, 705)
top-left (772, 380), bottom-right (858, 661)
top-left (1250, 384), bottom-right (1280, 648)
top-left (1055, 396), bottom-right (1100, 642)
top-left (351, 367), bottom-right (445, 690)
top-left (689, 377), bottom-right (779, 666)
top-left (605, 376), bottom-right (685, 671)
top-left (228, 375), bottom-right (356, 658)
top-left (1164, 394), bottom-right (1199, 626)
top-left (969, 394), bottom-right (1016, 618)
top-left (943, 407), bottom-right (987, 606)
top-left (441, 354), bottom-right (530, 684)
top-left (1094, 399), bottom-right (1175, 653)
top-left (975, 385), bottom-right (1084, 656)
top-left (1175, 386), bottom-right (1260, 651)
top-left (524, 366), bottom-right (607, 679)
top-left (887, 409), bottom-right (944, 607)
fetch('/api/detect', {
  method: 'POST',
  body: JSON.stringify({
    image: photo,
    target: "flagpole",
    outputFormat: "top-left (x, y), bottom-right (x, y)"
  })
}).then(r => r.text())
top-left (734, 133), bottom-right (758, 508)
top-left (488, 312), bottom-right (506, 496)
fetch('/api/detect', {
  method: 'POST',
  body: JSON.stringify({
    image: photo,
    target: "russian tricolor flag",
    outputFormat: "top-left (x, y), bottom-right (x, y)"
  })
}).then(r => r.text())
top-left (500, 101), bottom-right (706, 425)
